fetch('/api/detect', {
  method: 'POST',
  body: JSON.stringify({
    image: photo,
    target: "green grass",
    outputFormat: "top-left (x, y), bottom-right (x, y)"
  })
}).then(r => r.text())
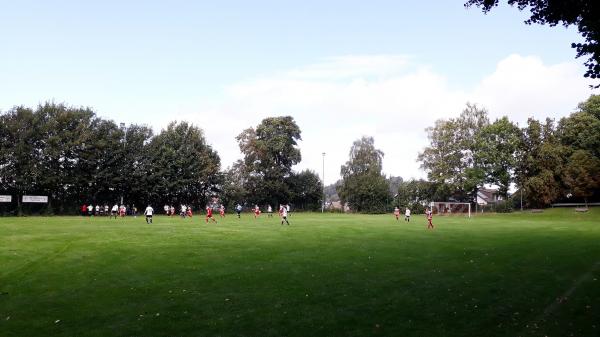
top-left (1, 209), bottom-right (599, 337)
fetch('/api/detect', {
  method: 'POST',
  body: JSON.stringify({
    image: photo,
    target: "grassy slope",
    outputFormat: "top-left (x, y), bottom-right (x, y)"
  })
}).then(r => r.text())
top-left (0, 209), bottom-right (599, 337)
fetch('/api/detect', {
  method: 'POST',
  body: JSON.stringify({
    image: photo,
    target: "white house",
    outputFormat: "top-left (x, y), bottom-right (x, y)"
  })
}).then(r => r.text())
top-left (477, 188), bottom-right (503, 205)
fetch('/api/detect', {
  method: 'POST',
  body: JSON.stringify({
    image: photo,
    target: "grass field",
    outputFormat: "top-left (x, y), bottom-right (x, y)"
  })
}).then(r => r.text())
top-left (1, 210), bottom-right (599, 337)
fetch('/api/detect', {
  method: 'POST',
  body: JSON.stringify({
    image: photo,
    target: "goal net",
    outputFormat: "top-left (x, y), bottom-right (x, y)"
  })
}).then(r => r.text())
top-left (429, 202), bottom-right (471, 218)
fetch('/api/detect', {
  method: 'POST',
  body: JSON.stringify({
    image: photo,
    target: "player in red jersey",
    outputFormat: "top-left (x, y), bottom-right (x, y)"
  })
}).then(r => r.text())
top-left (219, 204), bottom-right (225, 218)
top-left (426, 208), bottom-right (434, 229)
top-left (205, 206), bottom-right (217, 223)
top-left (253, 205), bottom-right (261, 219)
top-left (393, 206), bottom-right (400, 220)
top-left (187, 205), bottom-right (193, 218)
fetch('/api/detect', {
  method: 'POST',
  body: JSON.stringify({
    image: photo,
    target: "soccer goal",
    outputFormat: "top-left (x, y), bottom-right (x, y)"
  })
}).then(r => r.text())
top-left (429, 202), bottom-right (471, 218)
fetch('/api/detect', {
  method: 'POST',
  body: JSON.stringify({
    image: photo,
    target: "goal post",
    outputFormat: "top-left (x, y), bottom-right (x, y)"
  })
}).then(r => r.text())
top-left (429, 202), bottom-right (471, 218)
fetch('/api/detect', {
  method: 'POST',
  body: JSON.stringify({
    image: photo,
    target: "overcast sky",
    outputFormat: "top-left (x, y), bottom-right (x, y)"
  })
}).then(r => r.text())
top-left (1, 1), bottom-right (597, 184)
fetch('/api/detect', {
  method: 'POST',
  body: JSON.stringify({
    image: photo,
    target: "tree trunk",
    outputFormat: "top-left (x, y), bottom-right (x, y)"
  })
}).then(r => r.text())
top-left (17, 193), bottom-right (22, 216)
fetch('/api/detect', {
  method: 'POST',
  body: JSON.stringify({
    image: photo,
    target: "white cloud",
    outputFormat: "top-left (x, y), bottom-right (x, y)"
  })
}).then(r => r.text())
top-left (168, 54), bottom-right (596, 185)
top-left (471, 54), bottom-right (590, 123)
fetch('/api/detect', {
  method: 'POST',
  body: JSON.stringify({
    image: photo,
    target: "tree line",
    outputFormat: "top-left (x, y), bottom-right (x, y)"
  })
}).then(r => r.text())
top-left (0, 103), bottom-right (322, 215)
top-left (418, 95), bottom-right (600, 208)
top-left (2, 96), bottom-right (599, 215)
top-left (330, 95), bottom-right (600, 213)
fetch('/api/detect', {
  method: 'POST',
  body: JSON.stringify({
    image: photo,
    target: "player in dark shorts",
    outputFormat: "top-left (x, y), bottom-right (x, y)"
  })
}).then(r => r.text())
top-left (144, 205), bottom-right (154, 224)
top-left (280, 205), bottom-right (290, 225)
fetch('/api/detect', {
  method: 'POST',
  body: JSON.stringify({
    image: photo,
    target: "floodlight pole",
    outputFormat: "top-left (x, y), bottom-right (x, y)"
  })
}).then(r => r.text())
top-left (120, 123), bottom-right (126, 205)
top-left (322, 152), bottom-right (325, 213)
top-left (520, 186), bottom-right (523, 211)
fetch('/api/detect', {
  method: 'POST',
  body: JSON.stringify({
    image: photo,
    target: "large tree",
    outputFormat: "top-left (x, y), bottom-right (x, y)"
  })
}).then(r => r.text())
top-left (516, 118), bottom-right (568, 207)
top-left (475, 116), bottom-right (521, 197)
top-left (465, 0), bottom-right (600, 85)
top-left (148, 122), bottom-right (220, 207)
top-left (236, 116), bottom-right (302, 206)
top-left (286, 170), bottom-right (323, 211)
top-left (337, 136), bottom-right (390, 213)
top-left (418, 103), bottom-right (489, 201)
top-left (563, 150), bottom-right (600, 207)
top-left (0, 106), bottom-right (44, 214)
top-left (577, 94), bottom-right (600, 119)
top-left (558, 110), bottom-right (600, 158)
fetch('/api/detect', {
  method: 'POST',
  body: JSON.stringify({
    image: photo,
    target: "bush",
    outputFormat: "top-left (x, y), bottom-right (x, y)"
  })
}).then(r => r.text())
top-left (495, 199), bottom-right (513, 213)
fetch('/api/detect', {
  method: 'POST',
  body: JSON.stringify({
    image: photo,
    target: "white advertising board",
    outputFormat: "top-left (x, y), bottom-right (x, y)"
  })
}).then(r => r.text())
top-left (0, 195), bottom-right (11, 203)
top-left (22, 195), bottom-right (48, 203)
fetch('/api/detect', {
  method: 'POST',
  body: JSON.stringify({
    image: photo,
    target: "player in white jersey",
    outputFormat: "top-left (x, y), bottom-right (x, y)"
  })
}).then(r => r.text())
top-left (180, 204), bottom-right (187, 218)
top-left (164, 204), bottom-right (169, 215)
top-left (111, 204), bottom-right (118, 218)
top-left (405, 208), bottom-right (411, 222)
top-left (267, 204), bottom-right (273, 217)
top-left (87, 204), bottom-right (94, 216)
top-left (144, 205), bottom-right (154, 224)
top-left (280, 205), bottom-right (290, 225)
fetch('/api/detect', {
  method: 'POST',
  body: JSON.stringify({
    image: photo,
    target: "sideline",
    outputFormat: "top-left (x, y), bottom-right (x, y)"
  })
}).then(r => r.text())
top-left (521, 261), bottom-right (600, 335)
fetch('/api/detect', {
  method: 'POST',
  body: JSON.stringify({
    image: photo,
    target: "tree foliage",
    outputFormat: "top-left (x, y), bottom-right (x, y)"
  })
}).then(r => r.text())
top-left (235, 116), bottom-right (303, 207)
top-left (395, 179), bottom-right (452, 214)
top-left (419, 95), bottom-right (600, 208)
top-left (0, 103), bottom-right (221, 214)
top-left (338, 136), bottom-right (390, 213)
top-left (475, 117), bottom-right (521, 197)
top-left (562, 150), bottom-right (600, 206)
top-left (286, 170), bottom-right (323, 211)
top-left (232, 116), bottom-right (320, 210)
top-left (148, 122), bottom-right (220, 207)
top-left (418, 103), bottom-right (489, 201)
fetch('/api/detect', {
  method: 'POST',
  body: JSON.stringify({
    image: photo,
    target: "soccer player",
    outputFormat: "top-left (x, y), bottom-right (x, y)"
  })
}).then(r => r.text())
top-left (87, 204), bottom-right (94, 217)
top-left (95, 204), bottom-right (100, 216)
top-left (426, 208), bottom-right (434, 229)
top-left (206, 206), bottom-right (217, 223)
top-left (286, 204), bottom-right (291, 217)
top-left (219, 204), bottom-right (225, 218)
top-left (119, 204), bottom-right (126, 217)
top-left (170, 205), bottom-right (175, 216)
top-left (180, 204), bottom-right (187, 218)
top-left (104, 204), bottom-right (109, 216)
top-left (254, 205), bottom-right (261, 219)
top-left (267, 204), bottom-right (273, 217)
top-left (235, 204), bottom-right (242, 218)
top-left (280, 204), bottom-right (290, 225)
top-left (164, 204), bottom-right (169, 215)
top-left (144, 204), bottom-right (154, 224)
top-left (81, 204), bottom-right (87, 216)
top-left (405, 207), bottom-right (411, 222)
top-left (393, 207), bottom-right (400, 220)
top-left (186, 205), bottom-right (193, 218)
top-left (111, 204), bottom-right (118, 219)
